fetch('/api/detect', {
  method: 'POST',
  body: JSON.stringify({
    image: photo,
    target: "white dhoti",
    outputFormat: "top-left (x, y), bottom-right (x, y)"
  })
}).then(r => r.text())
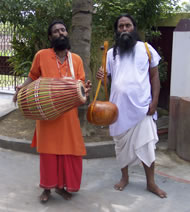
top-left (113, 116), bottom-right (158, 169)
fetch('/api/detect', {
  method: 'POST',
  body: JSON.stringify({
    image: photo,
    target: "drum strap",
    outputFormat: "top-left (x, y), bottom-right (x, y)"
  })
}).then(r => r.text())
top-left (68, 51), bottom-right (75, 79)
top-left (144, 42), bottom-right (151, 63)
top-left (144, 42), bottom-right (152, 81)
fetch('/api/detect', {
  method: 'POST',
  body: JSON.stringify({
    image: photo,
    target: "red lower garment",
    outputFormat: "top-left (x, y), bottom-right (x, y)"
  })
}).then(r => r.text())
top-left (40, 153), bottom-right (82, 192)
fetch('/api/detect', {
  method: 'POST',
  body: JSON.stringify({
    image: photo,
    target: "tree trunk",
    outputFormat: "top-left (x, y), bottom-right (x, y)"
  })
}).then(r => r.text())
top-left (70, 0), bottom-right (93, 79)
top-left (70, 0), bottom-right (94, 137)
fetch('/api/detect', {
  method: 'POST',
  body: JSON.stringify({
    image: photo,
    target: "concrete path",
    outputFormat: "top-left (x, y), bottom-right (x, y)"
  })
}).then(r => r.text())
top-left (0, 147), bottom-right (190, 212)
top-left (0, 92), bottom-right (17, 118)
top-left (0, 91), bottom-right (190, 212)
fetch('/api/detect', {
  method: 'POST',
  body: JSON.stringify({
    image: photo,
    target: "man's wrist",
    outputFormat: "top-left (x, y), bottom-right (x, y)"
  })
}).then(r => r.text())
top-left (151, 98), bottom-right (158, 105)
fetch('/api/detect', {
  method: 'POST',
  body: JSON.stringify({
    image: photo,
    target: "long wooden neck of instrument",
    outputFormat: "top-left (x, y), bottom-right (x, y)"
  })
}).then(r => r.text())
top-left (101, 41), bottom-right (109, 101)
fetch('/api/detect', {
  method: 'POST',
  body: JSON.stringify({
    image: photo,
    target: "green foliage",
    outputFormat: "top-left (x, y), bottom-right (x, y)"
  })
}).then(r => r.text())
top-left (0, 0), bottom-right (72, 75)
top-left (158, 54), bottom-right (168, 84)
top-left (90, 0), bottom-right (180, 89)
top-left (93, 0), bottom-right (181, 34)
top-left (0, 22), bottom-right (15, 56)
top-left (0, 0), bottom-right (181, 82)
top-left (145, 30), bottom-right (168, 84)
top-left (91, 0), bottom-right (181, 52)
top-left (181, 1), bottom-right (190, 12)
top-left (159, 60), bottom-right (168, 84)
top-left (0, 50), bottom-right (14, 57)
top-left (0, 74), bottom-right (26, 87)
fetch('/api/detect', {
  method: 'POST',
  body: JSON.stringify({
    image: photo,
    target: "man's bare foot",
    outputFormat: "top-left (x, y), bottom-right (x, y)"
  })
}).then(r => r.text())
top-left (40, 189), bottom-right (51, 203)
top-left (147, 183), bottom-right (167, 198)
top-left (55, 188), bottom-right (72, 200)
top-left (114, 177), bottom-right (129, 191)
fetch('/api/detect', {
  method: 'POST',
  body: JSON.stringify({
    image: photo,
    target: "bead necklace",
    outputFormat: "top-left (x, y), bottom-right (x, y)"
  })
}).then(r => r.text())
top-left (56, 55), bottom-right (69, 78)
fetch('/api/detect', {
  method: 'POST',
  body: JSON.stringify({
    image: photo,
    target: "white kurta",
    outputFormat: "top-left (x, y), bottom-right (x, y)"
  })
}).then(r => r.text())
top-left (107, 41), bottom-right (161, 137)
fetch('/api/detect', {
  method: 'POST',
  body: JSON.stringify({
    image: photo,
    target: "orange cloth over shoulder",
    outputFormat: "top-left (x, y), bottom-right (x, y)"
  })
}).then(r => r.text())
top-left (29, 49), bottom-right (86, 156)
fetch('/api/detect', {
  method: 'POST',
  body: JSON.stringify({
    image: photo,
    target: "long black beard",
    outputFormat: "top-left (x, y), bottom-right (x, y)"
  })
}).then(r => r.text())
top-left (51, 35), bottom-right (71, 51)
top-left (117, 31), bottom-right (138, 56)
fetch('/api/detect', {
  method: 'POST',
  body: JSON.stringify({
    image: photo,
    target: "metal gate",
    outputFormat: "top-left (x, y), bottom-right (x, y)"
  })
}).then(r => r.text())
top-left (0, 22), bottom-right (25, 91)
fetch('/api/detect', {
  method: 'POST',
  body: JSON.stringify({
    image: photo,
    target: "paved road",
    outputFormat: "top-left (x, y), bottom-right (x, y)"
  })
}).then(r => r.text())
top-left (0, 148), bottom-right (190, 212)
top-left (0, 91), bottom-right (190, 211)
top-left (0, 92), bottom-right (17, 117)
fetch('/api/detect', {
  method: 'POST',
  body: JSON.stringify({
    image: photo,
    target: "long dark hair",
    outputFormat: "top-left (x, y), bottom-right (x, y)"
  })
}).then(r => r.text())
top-left (114, 14), bottom-right (137, 34)
top-left (113, 14), bottom-right (140, 59)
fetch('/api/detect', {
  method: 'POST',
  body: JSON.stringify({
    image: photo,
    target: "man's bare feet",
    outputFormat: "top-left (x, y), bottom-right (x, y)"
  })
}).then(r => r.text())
top-left (147, 183), bottom-right (167, 198)
top-left (142, 162), bottom-right (167, 198)
top-left (114, 177), bottom-right (129, 191)
top-left (55, 188), bottom-right (72, 200)
top-left (40, 189), bottom-right (51, 203)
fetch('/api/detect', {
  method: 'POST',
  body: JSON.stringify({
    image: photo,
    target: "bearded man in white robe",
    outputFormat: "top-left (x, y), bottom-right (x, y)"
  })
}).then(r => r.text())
top-left (97, 14), bottom-right (167, 198)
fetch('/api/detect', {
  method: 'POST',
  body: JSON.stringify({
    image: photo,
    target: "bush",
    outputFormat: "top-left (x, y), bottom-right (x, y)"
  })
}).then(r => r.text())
top-left (0, 0), bottom-right (72, 75)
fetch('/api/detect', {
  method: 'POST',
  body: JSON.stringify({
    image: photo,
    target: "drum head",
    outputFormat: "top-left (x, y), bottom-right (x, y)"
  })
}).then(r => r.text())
top-left (77, 81), bottom-right (86, 103)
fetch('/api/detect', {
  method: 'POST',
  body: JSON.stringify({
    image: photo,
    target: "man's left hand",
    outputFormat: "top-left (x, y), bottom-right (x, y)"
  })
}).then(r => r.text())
top-left (147, 102), bottom-right (157, 115)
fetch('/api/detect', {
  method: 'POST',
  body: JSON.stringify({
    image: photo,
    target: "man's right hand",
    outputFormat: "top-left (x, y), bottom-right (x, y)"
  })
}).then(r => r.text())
top-left (96, 66), bottom-right (104, 80)
top-left (13, 85), bottom-right (22, 103)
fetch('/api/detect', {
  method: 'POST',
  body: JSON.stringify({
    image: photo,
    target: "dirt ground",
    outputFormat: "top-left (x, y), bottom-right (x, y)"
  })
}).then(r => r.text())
top-left (0, 109), bottom-right (112, 142)
top-left (0, 109), bottom-right (36, 141)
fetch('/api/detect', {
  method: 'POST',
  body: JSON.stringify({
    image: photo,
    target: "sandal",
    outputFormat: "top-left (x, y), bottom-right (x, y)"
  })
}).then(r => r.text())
top-left (40, 189), bottom-right (51, 203)
top-left (55, 188), bottom-right (72, 200)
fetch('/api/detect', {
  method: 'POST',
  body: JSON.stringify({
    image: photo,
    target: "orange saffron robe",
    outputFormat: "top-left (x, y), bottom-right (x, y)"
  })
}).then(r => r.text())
top-left (29, 48), bottom-right (86, 156)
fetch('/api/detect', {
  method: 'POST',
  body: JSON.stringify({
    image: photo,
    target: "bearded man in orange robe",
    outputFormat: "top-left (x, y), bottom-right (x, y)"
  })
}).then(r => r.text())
top-left (13, 20), bottom-right (91, 203)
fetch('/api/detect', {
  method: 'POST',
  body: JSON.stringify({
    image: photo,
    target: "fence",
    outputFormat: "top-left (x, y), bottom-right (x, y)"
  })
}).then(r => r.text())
top-left (0, 22), bottom-right (26, 91)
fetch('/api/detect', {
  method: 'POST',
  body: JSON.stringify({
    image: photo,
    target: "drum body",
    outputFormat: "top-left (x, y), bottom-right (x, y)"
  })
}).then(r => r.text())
top-left (17, 77), bottom-right (86, 120)
top-left (87, 101), bottom-right (118, 126)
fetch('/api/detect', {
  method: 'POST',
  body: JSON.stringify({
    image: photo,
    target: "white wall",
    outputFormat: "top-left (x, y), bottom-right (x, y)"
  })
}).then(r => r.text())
top-left (170, 31), bottom-right (190, 97)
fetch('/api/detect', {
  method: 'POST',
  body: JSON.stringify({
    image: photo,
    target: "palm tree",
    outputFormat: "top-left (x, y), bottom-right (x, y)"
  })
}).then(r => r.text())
top-left (70, 0), bottom-right (93, 79)
top-left (70, 0), bottom-right (94, 136)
